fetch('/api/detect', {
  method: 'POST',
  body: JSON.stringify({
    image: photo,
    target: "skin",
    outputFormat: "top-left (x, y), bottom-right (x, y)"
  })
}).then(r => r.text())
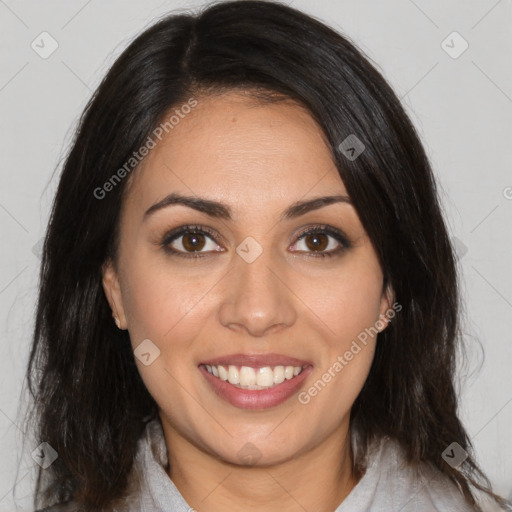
top-left (102, 91), bottom-right (393, 512)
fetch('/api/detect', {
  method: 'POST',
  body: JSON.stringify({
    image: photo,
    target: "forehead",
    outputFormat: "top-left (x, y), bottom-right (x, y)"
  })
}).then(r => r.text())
top-left (124, 92), bottom-right (347, 219)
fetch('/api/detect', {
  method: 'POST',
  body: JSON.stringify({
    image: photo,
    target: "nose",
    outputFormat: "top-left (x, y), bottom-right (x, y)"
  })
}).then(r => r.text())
top-left (217, 243), bottom-right (297, 337)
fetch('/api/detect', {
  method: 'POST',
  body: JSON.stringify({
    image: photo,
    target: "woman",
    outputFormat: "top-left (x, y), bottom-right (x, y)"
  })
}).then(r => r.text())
top-left (26, 1), bottom-right (510, 511)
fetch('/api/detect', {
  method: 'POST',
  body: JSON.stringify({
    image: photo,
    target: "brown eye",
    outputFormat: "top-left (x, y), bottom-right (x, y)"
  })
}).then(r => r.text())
top-left (161, 225), bottom-right (224, 258)
top-left (291, 225), bottom-right (350, 258)
top-left (304, 233), bottom-right (329, 252)
top-left (181, 232), bottom-right (207, 252)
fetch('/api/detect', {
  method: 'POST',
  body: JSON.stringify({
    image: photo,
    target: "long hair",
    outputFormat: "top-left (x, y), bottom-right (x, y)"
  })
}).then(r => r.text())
top-left (24, 1), bottom-right (509, 510)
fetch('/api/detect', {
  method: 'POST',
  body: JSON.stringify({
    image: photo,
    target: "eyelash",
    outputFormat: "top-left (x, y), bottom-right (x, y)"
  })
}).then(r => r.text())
top-left (159, 224), bottom-right (351, 259)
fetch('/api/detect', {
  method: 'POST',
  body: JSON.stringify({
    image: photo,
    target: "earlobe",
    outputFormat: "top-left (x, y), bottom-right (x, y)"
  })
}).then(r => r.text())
top-left (101, 259), bottom-right (127, 330)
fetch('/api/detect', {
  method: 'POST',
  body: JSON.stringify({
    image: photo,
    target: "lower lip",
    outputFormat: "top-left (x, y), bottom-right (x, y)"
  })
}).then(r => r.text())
top-left (199, 365), bottom-right (313, 410)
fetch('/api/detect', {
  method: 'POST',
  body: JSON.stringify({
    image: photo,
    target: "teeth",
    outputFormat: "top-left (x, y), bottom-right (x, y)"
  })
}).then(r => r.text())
top-left (218, 365), bottom-right (228, 381)
top-left (204, 364), bottom-right (305, 389)
top-left (240, 366), bottom-right (256, 387)
top-left (273, 365), bottom-right (285, 384)
top-left (228, 365), bottom-right (240, 385)
top-left (256, 367), bottom-right (274, 387)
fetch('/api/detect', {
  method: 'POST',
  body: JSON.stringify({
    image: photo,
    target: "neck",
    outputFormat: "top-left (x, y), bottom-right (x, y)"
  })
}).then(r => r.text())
top-left (162, 416), bottom-right (357, 512)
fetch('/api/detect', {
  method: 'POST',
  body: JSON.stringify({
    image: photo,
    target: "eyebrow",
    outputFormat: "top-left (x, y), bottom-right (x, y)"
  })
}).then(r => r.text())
top-left (143, 192), bottom-right (352, 222)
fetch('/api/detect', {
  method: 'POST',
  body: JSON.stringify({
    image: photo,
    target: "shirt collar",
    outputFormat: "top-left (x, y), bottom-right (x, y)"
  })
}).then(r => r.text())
top-left (128, 418), bottom-right (193, 512)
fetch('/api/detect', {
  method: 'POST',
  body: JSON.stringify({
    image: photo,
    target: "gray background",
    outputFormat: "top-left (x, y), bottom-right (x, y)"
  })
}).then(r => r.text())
top-left (0, 0), bottom-right (511, 509)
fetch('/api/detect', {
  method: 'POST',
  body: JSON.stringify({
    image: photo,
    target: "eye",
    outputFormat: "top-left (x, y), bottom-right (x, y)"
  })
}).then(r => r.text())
top-left (161, 225), bottom-right (224, 258)
top-left (290, 225), bottom-right (350, 258)
top-left (160, 224), bottom-right (351, 259)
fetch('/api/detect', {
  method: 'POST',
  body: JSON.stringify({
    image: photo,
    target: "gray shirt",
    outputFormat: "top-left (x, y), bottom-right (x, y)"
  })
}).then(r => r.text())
top-left (41, 418), bottom-right (505, 511)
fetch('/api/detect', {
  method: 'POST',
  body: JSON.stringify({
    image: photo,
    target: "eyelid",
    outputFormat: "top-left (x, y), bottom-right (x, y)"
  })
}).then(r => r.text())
top-left (159, 223), bottom-right (351, 258)
top-left (160, 224), bottom-right (224, 258)
top-left (294, 225), bottom-right (351, 247)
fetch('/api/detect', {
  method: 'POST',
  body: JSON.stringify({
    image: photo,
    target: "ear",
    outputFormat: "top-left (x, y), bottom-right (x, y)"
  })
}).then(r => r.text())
top-left (102, 258), bottom-right (128, 330)
top-left (377, 282), bottom-right (395, 333)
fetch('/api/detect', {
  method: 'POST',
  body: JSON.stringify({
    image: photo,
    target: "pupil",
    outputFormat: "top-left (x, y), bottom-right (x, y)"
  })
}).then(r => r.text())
top-left (184, 233), bottom-right (205, 251)
top-left (306, 233), bottom-right (327, 251)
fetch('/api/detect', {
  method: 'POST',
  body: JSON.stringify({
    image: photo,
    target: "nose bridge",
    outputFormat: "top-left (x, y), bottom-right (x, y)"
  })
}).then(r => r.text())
top-left (217, 237), bottom-right (297, 336)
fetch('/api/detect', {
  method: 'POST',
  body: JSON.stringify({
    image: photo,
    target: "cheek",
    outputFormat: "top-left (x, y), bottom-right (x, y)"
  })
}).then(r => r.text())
top-left (310, 260), bottom-right (383, 346)
top-left (121, 257), bottom-right (211, 406)
top-left (123, 266), bottom-right (203, 414)
top-left (298, 256), bottom-right (382, 409)
top-left (121, 255), bottom-right (204, 345)
top-left (299, 284), bottom-right (380, 425)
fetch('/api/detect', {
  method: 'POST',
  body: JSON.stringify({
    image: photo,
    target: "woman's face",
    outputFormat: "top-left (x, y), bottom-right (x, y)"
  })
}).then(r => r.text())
top-left (103, 91), bottom-right (392, 466)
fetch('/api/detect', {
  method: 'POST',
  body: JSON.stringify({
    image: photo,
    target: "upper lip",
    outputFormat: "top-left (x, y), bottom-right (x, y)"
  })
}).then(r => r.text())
top-left (199, 353), bottom-right (312, 368)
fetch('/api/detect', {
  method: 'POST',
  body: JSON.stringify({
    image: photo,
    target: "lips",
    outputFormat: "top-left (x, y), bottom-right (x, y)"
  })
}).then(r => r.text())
top-left (198, 353), bottom-right (311, 368)
top-left (198, 353), bottom-right (313, 409)
top-left (199, 363), bottom-right (313, 409)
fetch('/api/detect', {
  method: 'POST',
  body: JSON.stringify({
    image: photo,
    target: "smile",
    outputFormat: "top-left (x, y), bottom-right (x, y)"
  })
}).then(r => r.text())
top-left (203, 364), bottom-right (306, 390)
top-left (199, 363), bottom-right (313, 409)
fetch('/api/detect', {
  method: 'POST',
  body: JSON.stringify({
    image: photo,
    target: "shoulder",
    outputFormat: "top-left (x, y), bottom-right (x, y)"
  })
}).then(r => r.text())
top-left (340, 435), bottom-right (478, 511)
top-left (378, 437), bottom-right (501, 511)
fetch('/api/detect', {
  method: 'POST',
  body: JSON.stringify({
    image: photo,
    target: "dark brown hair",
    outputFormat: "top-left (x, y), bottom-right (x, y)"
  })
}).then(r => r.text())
top-left (24, 1), bottom-right (509, 510)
